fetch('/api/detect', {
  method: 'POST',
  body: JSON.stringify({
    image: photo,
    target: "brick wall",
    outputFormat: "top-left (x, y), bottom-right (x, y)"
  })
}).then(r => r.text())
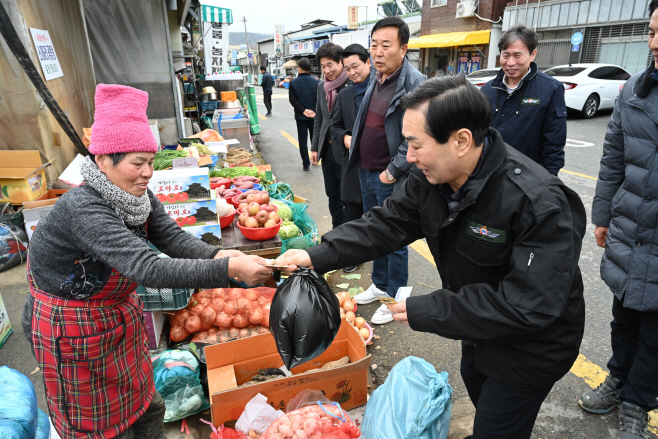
top-left (421, 0), bottom-right (511, 36)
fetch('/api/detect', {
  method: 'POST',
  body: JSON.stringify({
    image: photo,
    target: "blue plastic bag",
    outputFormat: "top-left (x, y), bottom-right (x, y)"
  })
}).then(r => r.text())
top-left (362, 357), bottom-right (452, 439)
top-left (0, 366), bottom-right (38, 439)
top-left (36, 409), bottom-right (50, 439)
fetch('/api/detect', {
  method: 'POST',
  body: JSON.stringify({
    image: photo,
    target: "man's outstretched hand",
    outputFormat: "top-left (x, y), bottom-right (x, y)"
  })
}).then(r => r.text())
top-left (275, 250), bottom-right (313, 275)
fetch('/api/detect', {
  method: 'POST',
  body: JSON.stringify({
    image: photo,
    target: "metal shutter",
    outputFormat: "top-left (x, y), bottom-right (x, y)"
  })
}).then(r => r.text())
top-left (582, 24), bottom-right (652, 74)
top-left (535, 30), bottom-right (573, 71)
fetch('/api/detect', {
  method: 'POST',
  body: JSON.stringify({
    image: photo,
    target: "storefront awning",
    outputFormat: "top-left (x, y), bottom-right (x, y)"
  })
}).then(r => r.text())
top-left (200, 5), bottom-right (233, 24)
top-left (408, 30), bottom-right (491, 49)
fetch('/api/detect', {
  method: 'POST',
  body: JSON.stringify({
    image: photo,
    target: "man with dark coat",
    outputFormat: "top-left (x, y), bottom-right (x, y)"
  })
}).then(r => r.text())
top-left (578, 3), bottom-right (658, 438)
top-left (289, 58), bottom-right (319, 171)
top-left (480, 25), bottom-right (567, 175)
top-left (311, 42), bottom-right (350, 229)
top-left (278, 76), bottom-right (586, 438)
top-left (260, 66), bottom-right (273, 116)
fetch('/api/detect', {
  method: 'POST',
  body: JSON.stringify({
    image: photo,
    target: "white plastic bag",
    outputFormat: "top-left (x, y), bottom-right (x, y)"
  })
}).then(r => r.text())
top-left (235, 393), bottom-right (284, 434)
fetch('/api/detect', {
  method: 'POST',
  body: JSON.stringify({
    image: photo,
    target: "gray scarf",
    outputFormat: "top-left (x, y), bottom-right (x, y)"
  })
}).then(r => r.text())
top-left (80, 155), bottom-right (151, 227)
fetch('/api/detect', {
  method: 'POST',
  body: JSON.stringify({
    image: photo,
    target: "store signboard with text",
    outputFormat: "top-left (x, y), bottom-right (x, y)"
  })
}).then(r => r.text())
top-left (348, 6), bottom-right (359, 30)
top-left (203, 21), bottom-right (230, 74)
top-left (275, 24), bottom-right (284, 57)
top-left (289, 40), bottom-right (329, 55)
top-left (29, 28), bottom-right (63, 80)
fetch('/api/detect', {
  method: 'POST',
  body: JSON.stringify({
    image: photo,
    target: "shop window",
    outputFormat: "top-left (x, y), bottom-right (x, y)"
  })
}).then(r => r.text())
top-left (431, 0), bottom-right (447, 7)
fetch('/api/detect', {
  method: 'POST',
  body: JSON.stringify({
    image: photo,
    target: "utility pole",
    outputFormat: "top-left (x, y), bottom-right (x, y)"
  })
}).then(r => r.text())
top-left (242, 16), bottom-right (253, 76)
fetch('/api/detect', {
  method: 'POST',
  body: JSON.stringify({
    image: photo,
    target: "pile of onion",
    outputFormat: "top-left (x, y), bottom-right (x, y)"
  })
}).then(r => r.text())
top-left (169, 288), bottom-right (273, 344)
top-left (335, 292), bottom-right (369, 341)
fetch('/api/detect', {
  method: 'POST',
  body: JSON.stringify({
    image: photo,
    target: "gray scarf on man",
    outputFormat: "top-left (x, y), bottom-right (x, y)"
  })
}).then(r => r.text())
top-left (80, 155), bottom-right (151, 227)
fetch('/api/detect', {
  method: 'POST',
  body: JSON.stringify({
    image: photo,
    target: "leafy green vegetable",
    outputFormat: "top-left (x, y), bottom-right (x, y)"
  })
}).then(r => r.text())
top-left (278, 221), bottom-right (301, 240)
top-left (271, 200), bottom-right (292, 221)
top-left (153, 150), bottom-right (188, 170)
top-left (195, 143), bottom-right (216, 155)
top-left (209, 166), bottom-right (259, 178)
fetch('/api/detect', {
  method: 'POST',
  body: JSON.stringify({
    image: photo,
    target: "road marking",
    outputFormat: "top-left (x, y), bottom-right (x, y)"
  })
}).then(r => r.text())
top-left (409, 241), bottom-right (658, 434)
top-left (279, 130), bottom-right (299, 149)
top-left (566, 138), bottom-right (595, 148)
top-left (561, 169), bottom-right (598, 181)
top-left (258, 113), bottom-right (267, 120)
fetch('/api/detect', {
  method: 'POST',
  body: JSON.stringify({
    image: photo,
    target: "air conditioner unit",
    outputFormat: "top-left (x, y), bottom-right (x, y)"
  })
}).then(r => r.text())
top-left (456, 0), bottom-right (476, 18)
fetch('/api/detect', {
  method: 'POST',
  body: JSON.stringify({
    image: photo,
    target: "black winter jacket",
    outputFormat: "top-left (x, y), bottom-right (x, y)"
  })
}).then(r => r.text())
top-left (481, 62), bottom-right (567, 175)
top-left (592, 65), bottom-right (658, 311)
top-left (260, 72), bottom-right (273, 92)
top-left (307, 128), bottom-right (586, 388)
top-left (289, 73), bottom-right (319, 121)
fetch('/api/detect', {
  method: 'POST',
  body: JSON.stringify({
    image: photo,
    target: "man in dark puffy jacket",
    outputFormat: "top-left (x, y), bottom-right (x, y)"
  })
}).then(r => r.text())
top-left (278, 75), bottom-right (586, 439)
top-left (578, 3), bottom-right (658, 438)
top-left (260, 66), bottom-right (273, 116)
top-left (480, 25), bottom-right (567, 175)
top-left (289, 58), bottom-right (319, 171)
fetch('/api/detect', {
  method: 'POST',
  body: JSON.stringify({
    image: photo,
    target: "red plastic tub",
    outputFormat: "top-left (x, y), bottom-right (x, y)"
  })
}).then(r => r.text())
top-left (237, 218), bottom-right (282, 241)
top-left (219, 211), bottom-right (236, 229)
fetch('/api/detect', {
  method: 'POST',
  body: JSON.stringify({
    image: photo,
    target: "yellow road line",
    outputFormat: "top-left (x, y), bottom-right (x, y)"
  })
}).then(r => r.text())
top-left (279, 130), bottom-right (299, 149)
top-left (561, 169), bottom-right (598, 181)
top-left (409, 240), bottom-right (658, 433)
top-left (258, 113), bottom-right (267, 120)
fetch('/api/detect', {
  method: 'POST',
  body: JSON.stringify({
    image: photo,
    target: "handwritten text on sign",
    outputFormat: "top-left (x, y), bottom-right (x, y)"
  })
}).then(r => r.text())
top-left (29, 28), bottom-right (63, 81)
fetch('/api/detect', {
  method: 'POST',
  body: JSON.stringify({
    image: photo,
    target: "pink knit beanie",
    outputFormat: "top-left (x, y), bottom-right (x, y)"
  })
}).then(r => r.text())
top-left (88, 84), bottom-right (159, 155)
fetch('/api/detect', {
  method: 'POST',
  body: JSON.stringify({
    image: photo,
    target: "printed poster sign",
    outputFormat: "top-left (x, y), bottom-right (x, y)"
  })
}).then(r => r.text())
top-left (29, 28), bottom-right (63, 81)
top-left (274, 24), bottom-right (284, 57)
top-left (203, 21), bottom-right (230, 75)
top-left (348, 6), bottom-right (359, 30)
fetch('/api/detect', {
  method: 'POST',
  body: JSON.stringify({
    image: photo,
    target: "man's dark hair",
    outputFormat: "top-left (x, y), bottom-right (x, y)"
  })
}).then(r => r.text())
top-left (260, 66), bottom-right (266, 72)
top-left (650, 0), bottom-right (658, 17)
top-left (371, 16), bottom-right (410, 46)
top-left (400, 75), bottom-right (491, 146)
top-left (342, 43), bottom-right (370, 63)
top-left (498, 25), bottom-right (538, 54)
top-left (297, 57), bottom-right (311, 71)
top-left (316, 42), bottom-right (343, 64)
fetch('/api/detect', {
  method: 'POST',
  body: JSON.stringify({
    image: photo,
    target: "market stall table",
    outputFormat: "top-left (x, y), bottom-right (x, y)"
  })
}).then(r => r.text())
top-left (222, 216), bottom-right (282, 257)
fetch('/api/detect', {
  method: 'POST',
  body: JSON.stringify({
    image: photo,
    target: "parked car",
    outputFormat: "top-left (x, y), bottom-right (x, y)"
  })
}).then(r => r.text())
top-left (544, 64), bottom-right (631, 118)
top-left (465, 68), bottom-right (501, 88)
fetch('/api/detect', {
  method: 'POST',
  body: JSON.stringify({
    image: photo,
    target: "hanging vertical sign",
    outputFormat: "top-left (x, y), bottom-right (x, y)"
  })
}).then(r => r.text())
top-left (274, 24), bottom-right (284, 57)
top-left (348, 7), bottom-right (359, 30)
top-left (29, 29), bottom-right (63, 81)
top-left (203, 21), bottom-right (230, 75)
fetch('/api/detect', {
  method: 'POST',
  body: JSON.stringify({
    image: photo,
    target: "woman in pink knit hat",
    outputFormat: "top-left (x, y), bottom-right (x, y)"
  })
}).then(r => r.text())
top-left (22, 84), bottom-right (273, 439)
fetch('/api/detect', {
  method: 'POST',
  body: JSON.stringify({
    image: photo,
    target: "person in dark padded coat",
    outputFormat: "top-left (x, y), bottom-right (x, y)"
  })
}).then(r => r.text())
top-left (260, 66), bottom-right (273, 116)
top-left (277, 76), bottom-right (586, 439)
top-left (578, 3), bottom-right (658, 438)
top-left (480, 25), bottom-right (567, 175)
top-left (289, 57), bottom-right (319, 171)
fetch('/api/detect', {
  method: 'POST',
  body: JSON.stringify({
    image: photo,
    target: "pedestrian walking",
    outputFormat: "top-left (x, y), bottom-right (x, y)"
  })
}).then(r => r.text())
top-left (480, 25), bottom-right (567, 175)
top-left (311, 42), bottom-right (350, 229)
top-left (277, 75), bottom-right (586, 439)
top-left (578, 3), bottom-right (658, 438)
top-left (329, 43), bottom-right (372, 272)
top-left (346, 16), bottom-right (425, 324)
top-left (289, 57), bottom-right (319, 171)
top-left (21, 84), bottom-right (273, 439)
top-left (260, 66), bottom-right (273, 116)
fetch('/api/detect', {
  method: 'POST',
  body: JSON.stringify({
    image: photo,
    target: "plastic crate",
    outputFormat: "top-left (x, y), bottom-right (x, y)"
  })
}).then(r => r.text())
top-left (136, 286), bottom-right (193, 311)
top-left (201, 101), bottom-right (218, 112)
top-left (183, 83), bottom-right (195, 93)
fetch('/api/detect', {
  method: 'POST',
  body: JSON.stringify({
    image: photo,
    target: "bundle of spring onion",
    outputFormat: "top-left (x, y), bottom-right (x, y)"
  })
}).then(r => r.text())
top-left (153, 150), bottom-right (188, 170)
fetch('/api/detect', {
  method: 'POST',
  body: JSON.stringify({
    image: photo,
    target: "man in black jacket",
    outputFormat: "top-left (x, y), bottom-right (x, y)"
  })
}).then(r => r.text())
top-left (480, 26), bottom-right (567, 175)
top-left (289, 58), bottom-right (319, 171)
top-left (277, 76), bottom-right (586, 438)
top-left (260, 66), bottom-right (273, 116)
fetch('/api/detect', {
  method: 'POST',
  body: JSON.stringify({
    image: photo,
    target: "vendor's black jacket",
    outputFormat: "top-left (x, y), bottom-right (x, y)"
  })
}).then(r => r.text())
top-left (307, 128), bottom-right (586, 388)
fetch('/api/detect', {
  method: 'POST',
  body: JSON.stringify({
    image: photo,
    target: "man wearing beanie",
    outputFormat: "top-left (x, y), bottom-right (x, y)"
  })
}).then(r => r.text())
top-left (23, 84), bottom-right (273, 439)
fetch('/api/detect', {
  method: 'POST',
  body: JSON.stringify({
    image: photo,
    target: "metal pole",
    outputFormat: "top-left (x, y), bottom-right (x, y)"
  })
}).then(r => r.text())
top-left (534, 0), bottom-right (541, 29)
top-left (524, 0), bottom-right (529, 26)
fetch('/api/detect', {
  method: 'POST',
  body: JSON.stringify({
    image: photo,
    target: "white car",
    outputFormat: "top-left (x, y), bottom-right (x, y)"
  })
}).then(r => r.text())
top-left (465, 68), bottom-right (501, 88)
top-left (544, 64), bottom-right (631, 118)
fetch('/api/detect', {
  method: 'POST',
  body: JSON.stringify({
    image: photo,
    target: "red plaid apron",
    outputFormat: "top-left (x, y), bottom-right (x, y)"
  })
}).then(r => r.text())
top-left (29, 259), bottom-right (154, 439)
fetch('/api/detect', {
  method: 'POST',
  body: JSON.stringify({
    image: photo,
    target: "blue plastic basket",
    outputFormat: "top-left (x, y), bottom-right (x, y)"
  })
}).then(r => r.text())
top-left (201, 101), bottom-right (218, 111)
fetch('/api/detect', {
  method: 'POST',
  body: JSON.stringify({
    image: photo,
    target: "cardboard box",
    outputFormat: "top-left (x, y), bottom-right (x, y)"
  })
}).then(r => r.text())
top-left (183, 224), bottom-right (222, 247)
top-left (206, 319), bottom-right (370, 426)
top-left (163, 200), bottom-right (219, 227)
top-left (22, 189), bottom-right (68, 240)
top-left (0, 151), bottom-right (53, 204)
top-left (149, 168), bottom-right (211, 203)
top-left (143, 311), bottom-right (165, 350)
top-left (0, 293), bottom-right (12, 349)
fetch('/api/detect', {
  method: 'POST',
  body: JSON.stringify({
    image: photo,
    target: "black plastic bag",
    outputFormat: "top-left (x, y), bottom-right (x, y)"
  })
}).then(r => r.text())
top-left (269, 267), bottom-right (341, 369)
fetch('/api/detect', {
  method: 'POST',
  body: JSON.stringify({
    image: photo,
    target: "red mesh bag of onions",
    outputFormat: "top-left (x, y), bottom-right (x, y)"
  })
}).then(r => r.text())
top-left (260, 390), bottom-right (360, 439)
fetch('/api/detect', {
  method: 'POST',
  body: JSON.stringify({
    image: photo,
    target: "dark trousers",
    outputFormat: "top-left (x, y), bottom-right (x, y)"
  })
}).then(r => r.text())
top-left (607, 296), bottom-right (658, 410)
top-left (115, 390), bottom-right (166, 439)
top-left (264, 91), bottom-right (272, 114)
top-left (320, 142), bottom-right (346, 228)
top-left (295, 119), bottom-right (313, 168)
top-left (461, 343), bottom-right (554, 439)
top-left (345, 201), bottom-right (363, 222)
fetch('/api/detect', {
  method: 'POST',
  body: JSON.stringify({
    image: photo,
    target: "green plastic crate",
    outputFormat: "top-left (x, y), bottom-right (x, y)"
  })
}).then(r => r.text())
top-left (135, 286), bottom-right (193, 311)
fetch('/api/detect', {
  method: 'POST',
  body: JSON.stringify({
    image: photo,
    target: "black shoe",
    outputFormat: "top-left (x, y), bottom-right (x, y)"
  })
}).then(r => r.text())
top-left (343, 265), bottom-right (358, 273)
top-left (303, 166), bottom-right (310, 171)
top-left (618, 402), bottom-right (650, 438)
top-left (266, 113), bottom-right (272, 117)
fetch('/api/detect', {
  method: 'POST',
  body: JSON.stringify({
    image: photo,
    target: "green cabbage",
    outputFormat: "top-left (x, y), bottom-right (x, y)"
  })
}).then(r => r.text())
top-left (278, 221), bottom-right (301, 240)
top-left (271, 200), bottom-right (293, 221)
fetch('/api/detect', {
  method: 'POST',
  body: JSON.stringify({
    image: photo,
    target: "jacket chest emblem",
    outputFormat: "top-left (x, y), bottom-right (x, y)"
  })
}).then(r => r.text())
top-left (466, 221), bottom-right (506, 243)
top-left (521, 98), bottom-right (541, 105)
